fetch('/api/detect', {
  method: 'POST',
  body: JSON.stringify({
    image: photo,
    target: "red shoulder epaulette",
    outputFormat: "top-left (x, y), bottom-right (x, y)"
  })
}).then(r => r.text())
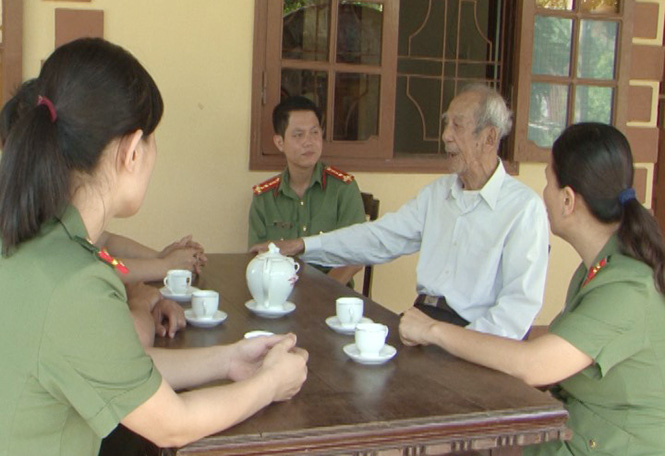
top-left (73, 236), bottom-right (129, 274)
top-left (253, 175), bottom-right (281, 196)
top-left (324, 165), bottom-right (355, 184)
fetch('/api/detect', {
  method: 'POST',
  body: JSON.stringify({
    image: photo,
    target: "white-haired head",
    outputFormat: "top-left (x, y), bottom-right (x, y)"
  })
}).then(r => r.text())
top-left (458, 83), bottom-right (513, 140)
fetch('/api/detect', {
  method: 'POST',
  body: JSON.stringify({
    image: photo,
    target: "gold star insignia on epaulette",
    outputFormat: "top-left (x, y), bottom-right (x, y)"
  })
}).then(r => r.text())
top-left (582, 257), bottom-right (608, 287)
top-left (253, 175), bottom-right (281, 196)
top-left (74, 236), bottom-right (129, 274)
top-left (323, 165), bottom-right (355, 184)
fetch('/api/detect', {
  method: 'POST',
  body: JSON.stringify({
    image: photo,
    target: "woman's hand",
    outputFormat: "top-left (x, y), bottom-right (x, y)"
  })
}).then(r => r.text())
top-left (255, 334), bottom-right (309, 402)
top-left (126, 282), bottom-right (162, 313)
top-left (152, 299), bottom-right (187, 338)
top-left (159, 235), bottom-right (207, 273)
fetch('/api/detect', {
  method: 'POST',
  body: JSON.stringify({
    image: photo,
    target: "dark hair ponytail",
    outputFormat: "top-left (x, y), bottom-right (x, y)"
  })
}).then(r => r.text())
top-left (0, 38), bottom-right (163, 255)
top-left (552, 122), bottom-right (665, 292)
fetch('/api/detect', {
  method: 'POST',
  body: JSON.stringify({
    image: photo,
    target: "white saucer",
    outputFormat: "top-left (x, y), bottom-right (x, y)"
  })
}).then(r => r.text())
top-left (244, 330), bottom-right (275, 339)
top-left (184, 309), bottom-right (227, 328)
top-left (244, 300), bottom-right (296, 319)
top-left (325, 316), bottom-right (373, 335)
top-left (160, 286), bottom-right (200, 303)
top-left (343, 343), bottom-right (397, 365)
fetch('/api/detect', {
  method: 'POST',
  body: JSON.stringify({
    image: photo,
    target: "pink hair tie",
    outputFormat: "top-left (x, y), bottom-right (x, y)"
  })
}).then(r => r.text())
top-left (37, 95), bottom-right (58, 123)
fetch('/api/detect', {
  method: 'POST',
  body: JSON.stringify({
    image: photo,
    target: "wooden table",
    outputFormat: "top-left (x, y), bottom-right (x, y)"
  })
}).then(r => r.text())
top-left (154, 254), bottom-right (569, 456)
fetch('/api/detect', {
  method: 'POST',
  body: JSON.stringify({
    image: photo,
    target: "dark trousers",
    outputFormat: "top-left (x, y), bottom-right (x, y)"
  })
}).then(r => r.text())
top-left (413, 295), bottom-right (469, 327)
top-left (99, 425), bottom-right (159, 456)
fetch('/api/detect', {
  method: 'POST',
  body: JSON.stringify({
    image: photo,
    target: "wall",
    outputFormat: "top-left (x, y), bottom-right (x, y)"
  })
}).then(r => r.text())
top-left (21, 0), bottom-right (599, 324)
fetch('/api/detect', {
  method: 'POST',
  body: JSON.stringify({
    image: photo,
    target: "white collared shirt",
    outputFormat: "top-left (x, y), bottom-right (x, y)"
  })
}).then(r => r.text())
top-left (302, 161), bottom-right (550, 339)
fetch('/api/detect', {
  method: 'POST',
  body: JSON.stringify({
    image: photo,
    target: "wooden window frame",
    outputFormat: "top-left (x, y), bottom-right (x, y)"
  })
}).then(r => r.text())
top-left (511, 1), bottom-right (634, 162)
top-left (263, 0), bottom-right (399, 160)
top-left (250, 0), bottom-right (516, 173)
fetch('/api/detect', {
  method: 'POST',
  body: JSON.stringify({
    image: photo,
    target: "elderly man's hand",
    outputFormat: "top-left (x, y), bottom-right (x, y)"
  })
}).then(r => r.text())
top-left (399, 306), bottom-right (439, 347)
top-left (249, 239), bottom-right (305, 256)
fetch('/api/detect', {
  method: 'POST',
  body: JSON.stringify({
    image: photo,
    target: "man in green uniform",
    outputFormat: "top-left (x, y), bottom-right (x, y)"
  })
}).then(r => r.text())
top-left (249, 96), bottom-right (366, 286)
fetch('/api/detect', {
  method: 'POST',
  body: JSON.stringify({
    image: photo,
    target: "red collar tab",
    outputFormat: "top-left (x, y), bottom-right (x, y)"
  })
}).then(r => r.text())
top-left (582, 257), bottom-right (608, 287)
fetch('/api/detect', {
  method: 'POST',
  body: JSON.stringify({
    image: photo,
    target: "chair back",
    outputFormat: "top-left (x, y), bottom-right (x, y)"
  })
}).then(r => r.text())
top-left (360, 192), bottom-right (380, 297)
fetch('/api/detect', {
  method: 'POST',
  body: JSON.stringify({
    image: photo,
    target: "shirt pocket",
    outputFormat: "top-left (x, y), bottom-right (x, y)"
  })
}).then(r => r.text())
top-left (268, 219), bottom-right (296, 241)
top-left (566, 400), bottom-right (633, 456)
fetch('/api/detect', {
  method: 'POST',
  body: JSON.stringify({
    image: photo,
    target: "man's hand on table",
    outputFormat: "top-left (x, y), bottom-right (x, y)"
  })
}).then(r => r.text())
top-left (152, 299), bottom-right (186, 338)
top-left (250, 239), bottom-right (305, 257)
top-left (399, 306), bottom-right (439, 347)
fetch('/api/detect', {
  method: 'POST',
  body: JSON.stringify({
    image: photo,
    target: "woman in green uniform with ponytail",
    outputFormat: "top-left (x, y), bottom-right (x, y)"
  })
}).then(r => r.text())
top-left (0, 38), bottom-right (308, 456)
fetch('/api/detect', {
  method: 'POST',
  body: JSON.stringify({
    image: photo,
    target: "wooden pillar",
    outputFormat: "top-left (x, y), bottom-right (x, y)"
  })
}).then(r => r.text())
top-left (2, 0), bottom-right (23, 104)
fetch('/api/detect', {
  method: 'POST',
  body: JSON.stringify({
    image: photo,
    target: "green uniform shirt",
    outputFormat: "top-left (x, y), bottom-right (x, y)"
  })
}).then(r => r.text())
top-left (525, 236), bottom-right (665, 456)
top-left (248, 161), bottom-right (366, 248)
top-left (0, 206), bottom-right (162, 456)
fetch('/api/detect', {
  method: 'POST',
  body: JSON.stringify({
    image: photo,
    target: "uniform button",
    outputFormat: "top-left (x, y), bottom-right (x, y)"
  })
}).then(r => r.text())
top-left (588, 439), bottom-right (597, 449)
top-left (300, 201), bottom-right (304, 206)
top-left (302, 226), bottom-right (307, 232)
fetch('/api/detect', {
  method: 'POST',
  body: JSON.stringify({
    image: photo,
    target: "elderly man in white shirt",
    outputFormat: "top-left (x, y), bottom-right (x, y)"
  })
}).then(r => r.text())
top-left (251, 84), bottom-right (549, 340)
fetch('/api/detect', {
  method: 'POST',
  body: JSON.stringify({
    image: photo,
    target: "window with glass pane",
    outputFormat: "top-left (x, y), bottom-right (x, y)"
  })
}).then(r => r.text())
top-left (526, 0), bottom-right (620, 149)
top-left (334, 72), bottom-right (380, 140)
top-left (279, 0), bottom-right (385, 145)
top-left (252, 0), bottom-right (514, 170)
top-left (532, 16), bottom-right (572, 77)
top-left (394, 0), bottom-right (509, 156)
top-left (577, 19), bottom-right (617, 79)
top-left (536, 0), bottom-right (573, 10)
top-left (574, 85), bottom-right (613, 123)
top-left (282, 0), bottom-right (329, 61)
top-left (336, 1), bottom-right (383, 65)
top-left (536, 0), bottom-right (619, 12)
top-left (528, 83), bottom-right (569, 148)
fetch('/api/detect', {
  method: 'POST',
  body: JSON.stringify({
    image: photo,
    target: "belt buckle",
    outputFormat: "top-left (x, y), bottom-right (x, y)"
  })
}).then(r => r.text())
top-left (422, 295), bottom-right (439, 306)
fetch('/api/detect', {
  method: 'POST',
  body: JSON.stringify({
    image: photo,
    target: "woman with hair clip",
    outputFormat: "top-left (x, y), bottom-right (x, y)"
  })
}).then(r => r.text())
top-left (0, 38), bottom-right (308, 456)
top-left (1, 79), bottom-right (205, 343)
top-left (0, 78), bottom-right (208, 287)
top-left (400, 122), bottom-right (665, 455)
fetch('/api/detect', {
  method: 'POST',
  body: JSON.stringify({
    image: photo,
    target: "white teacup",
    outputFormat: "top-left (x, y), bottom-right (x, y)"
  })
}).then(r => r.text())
top-left (163, 269), bottom-right (192, 295)
top-left (191, 290), bottom-right (219, 320)
top-left (336, 297), bottom-right (364, 328)
top-left (355, 322), bottom-right (389, 357)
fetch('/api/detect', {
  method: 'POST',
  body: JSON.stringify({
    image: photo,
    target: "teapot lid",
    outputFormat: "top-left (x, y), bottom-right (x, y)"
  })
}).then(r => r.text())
top-left (257, 242), bottom-right (285, 259)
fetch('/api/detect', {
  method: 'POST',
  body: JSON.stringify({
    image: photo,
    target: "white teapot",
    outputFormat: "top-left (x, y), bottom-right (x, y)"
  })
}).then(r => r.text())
top-left (246, 243), bottom-right (300, 309)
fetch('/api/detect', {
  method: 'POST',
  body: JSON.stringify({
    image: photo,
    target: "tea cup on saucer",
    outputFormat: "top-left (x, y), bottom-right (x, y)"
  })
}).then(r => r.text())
top-left (336, 297), bottom-right (364, 328)
top-left (163, 269), bottom-right (192, 295)
top-left (355, 322), bottom-right (389, 357)
top-left (191, 290), bottom-right (219, 320)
